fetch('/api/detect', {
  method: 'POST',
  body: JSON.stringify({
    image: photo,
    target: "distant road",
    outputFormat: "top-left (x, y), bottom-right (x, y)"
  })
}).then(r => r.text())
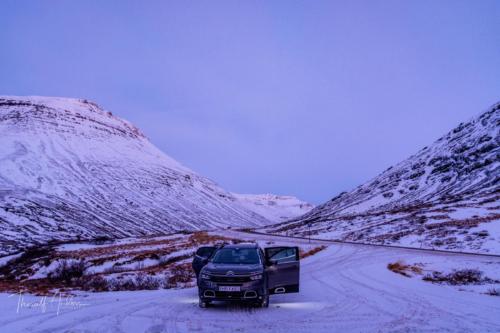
top-left (230, 229), bottom-right (500, 258)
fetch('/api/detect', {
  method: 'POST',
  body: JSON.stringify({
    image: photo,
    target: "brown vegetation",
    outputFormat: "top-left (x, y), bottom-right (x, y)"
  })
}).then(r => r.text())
top-left (300, 246), bottom-right (327, 259)
top-left (165, 263), bottom-right (195, 288)
top-left (387, 261), bottom-right (423, 277)
top-left (0, 231), bottom-right (236, 294)
top-left (187, 231), bottom-right (231, 245)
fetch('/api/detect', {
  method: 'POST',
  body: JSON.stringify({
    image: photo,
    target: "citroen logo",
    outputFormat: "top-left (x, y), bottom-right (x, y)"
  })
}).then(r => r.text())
top-left (226, 271), bottom-right (234, 276)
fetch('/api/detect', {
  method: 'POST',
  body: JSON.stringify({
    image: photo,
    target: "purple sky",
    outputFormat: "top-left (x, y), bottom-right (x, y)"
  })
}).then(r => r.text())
top-left (1, 1), bottom-right (499, 204)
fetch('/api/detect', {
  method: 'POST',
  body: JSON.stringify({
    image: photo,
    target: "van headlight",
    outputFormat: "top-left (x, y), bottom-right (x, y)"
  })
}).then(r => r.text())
top-left (201, 273), bottom-right (211, 280)
top-left (250, 274), bottom-right (263, 280)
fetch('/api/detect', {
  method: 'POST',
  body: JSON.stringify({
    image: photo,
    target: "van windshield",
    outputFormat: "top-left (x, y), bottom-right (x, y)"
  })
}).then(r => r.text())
top-left (212, 248), bottom-right (260, 265)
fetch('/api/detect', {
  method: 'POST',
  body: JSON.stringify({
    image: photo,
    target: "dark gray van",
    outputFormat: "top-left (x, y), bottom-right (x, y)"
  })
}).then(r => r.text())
top-left (192, 243), bottom-right (300, 308)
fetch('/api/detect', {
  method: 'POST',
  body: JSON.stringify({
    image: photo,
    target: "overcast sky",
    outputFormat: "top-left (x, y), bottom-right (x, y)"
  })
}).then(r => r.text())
top-left (1, 1), bottom-right (499, 204)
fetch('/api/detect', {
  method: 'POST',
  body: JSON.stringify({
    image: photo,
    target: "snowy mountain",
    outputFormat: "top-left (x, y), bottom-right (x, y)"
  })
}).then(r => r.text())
top-left (232, 193), bottom-right (314, 222)
top-left (0, 96), bottom-right (272, 255)
top-left (266, 103), bottom-right (500, 253)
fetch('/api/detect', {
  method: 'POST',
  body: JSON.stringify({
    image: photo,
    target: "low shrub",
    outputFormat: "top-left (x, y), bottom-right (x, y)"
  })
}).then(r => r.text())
top-left (423, 269), bottom-right (489, 285)
top-left (101, 273), bottom-right (162, 291)
top-left (448, 269), bottom-right (484, 284)
top-left (105, 277), bottom-right (135, 291)
top-left (83, 275), bottom-right (109, 292)
top-left (50, 259), bottom-right (86, 284)
top-left (486, 288), bottom-right (500, 296)
top-left (165, 263), bottom-right (194, 288)
top-left (135, 272), bottom-right (160, 290)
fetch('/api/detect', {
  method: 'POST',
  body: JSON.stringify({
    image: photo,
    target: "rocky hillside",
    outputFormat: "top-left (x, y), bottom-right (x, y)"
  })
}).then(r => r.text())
top-left (265, 103), bottom-right (500, 254)
top-left (0, 96), bottom-right (272, 255)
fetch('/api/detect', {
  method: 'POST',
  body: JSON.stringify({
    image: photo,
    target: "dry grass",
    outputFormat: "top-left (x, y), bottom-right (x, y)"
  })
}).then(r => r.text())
top-left (188, 231), bottom-right (231, 245)
top-left (59, 236), bottom-right (184, 260)
top-left (165, 263), bottom-right (195, 288)
top-left (300, 246), bottom-right (327, 259)
top-left (387, 261), bottom-right (423, 277)
top-left (0, 278), bottom-right (70, 296)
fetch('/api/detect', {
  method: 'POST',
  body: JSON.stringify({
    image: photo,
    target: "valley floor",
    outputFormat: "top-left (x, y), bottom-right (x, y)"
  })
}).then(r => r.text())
top-left (0, 232), bottom-right (499, 333)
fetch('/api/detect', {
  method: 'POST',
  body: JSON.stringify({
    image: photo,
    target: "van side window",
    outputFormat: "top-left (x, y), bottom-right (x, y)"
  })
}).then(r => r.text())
top-left (270, 248), bottom-right (297, 263)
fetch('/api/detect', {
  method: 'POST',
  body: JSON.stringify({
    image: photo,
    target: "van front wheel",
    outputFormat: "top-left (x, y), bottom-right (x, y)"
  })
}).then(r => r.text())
top-left (199, 298), bottom-right (210, 308)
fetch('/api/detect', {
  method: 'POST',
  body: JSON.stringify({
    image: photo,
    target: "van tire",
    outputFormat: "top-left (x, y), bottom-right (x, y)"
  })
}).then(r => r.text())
top-left (199, 298), bottom-right (210, 308)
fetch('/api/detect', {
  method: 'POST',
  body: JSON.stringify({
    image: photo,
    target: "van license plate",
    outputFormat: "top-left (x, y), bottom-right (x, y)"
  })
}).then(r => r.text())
top-left (219, 286), bottom-right (240, 292)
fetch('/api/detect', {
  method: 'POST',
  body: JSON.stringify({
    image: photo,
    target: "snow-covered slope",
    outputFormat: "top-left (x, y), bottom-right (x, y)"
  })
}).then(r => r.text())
top-left (232, 193), bottom-right (314, 222)
top-left (266, 103), bottom-right (500, 253)
top-left (0, 96), bottom-right (270, 255)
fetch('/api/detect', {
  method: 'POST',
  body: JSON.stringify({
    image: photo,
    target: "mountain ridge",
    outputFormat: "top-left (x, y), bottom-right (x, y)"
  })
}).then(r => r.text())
top-left (0, 96), bottom-right (307, 255)
top-left (265, 102), bottom-right (499, 253)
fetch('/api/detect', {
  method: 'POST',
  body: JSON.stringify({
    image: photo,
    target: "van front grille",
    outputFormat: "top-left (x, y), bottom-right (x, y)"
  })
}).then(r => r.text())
top-left (209, 275), bottom-right (251, 283)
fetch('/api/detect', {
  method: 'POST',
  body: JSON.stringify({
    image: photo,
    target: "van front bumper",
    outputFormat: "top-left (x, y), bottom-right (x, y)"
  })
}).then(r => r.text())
top-left (198, 278), bottom-right (267, 301)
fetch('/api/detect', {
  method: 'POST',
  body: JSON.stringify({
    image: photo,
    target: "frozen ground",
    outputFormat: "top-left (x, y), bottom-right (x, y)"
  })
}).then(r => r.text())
top-left (0, 232), bottom-right (499, 333)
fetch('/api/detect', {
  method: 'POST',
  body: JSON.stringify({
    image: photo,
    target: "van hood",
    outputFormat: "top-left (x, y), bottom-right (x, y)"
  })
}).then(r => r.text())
top-left (202, 263), bottom-right (263, 275)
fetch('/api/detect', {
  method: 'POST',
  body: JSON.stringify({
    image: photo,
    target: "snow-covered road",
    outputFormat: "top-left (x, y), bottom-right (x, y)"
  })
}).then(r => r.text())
top-left (1, 233), bottom-right (499, 333)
